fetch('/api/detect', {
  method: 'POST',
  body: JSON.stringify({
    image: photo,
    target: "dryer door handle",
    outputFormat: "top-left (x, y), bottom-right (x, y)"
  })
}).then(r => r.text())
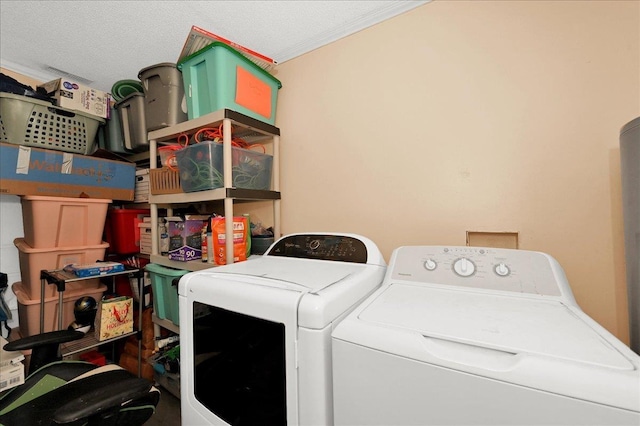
top-left (421, 335), bottom-right (522, 372)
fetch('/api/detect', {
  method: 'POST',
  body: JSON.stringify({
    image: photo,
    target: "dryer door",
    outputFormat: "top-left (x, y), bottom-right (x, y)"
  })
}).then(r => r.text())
top-left (180, 273), bottom-right (303, 426)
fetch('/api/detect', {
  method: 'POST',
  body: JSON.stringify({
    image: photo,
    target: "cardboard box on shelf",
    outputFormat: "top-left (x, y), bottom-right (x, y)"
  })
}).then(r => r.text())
top-left (167, 215), bottom-right (209, 261)
top-left (0, 143), bottom-right (135, 200)
top-left (37, 78), bottom-right (110, 119)
top-left (0, 336), bottom-right (25, 368)
top-left (0, 336), bottom-right (25, 392)
top-left (134, 169), bottom-right (150, 202)
top-left (139, 222), bottom-right (152, 254)
top-left (0, 363), bottom-right (24, 392)
top-left (63, 261), bottom-right (125, 278)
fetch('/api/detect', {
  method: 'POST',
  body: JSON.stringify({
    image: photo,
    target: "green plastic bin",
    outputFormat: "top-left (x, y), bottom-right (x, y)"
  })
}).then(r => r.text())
top-left (177, 42), bottom-right (282, 125)
top-left (146, 263), bottom-right (188, 325)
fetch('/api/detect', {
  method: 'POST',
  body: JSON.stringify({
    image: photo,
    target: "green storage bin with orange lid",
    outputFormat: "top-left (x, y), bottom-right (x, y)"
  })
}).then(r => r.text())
top-left (177, 42), bottom-right (282, 125)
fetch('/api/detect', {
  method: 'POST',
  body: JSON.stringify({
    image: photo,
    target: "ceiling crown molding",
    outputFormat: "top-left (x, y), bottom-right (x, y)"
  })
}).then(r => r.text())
top-left (274, 1), bottom-right (430, 63)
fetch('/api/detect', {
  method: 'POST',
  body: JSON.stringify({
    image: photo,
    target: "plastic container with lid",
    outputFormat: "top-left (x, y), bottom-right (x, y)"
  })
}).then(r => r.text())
top-left (97, 105), bottom-right (131, 154)
top-left (20, 195), bottom-right (111, 249)
top-left (14, 238), bottom-right (107, 299)
top-left (138, 63), bottom-right (188, 131)
top-left (114, 92), bottom-right (148, 153)
top-left (104, 208), bottom-right (150, 254)
top-left (145, 263), bottom-right (188, 326)
top-left (178, 42), bottom-right (282, 125)
top-left (175, 141), bottom-right (273, 192)
top-left (158, 145), bottom-right (182, 169)
top-left (13, 281), bottom-right (107, 337)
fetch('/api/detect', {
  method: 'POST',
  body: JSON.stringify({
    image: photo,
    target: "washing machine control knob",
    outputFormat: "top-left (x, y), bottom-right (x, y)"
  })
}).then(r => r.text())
top-left (494, 263), bottom-right (510, 277)
top-left (453, 258), bottom-right (476, 277)
top-left (423, 259), bottom-right (437, 271)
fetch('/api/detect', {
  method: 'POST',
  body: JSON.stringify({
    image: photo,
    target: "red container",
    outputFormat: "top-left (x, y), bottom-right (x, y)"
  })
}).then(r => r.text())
top-left (80, 350), bottom-right (106, 366)
top-left (104, 208), bottom-right (150, 254)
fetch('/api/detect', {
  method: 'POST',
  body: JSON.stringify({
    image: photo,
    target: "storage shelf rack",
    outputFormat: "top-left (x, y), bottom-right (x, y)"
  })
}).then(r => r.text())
top-left (147, 109), bottom-right (281, 341)
top-left (39, 266), bottom-right (144, 376)
top-left (148, 108), bottom-right (281, 268)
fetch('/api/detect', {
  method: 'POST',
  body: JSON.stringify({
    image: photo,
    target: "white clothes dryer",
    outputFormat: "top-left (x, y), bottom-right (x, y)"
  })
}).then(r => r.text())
top-left (332, 246), bottom-right (640, 425)
top-left (179, 233), bottom-right (386, 425)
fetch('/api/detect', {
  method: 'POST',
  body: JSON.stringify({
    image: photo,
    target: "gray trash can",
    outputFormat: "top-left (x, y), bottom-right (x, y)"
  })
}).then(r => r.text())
top-left (138, 63), bottom-right (188, 132)
top-left (620, 116), bottom-right (640, 354)
top-left (114, 92), bottom-right (148, 153)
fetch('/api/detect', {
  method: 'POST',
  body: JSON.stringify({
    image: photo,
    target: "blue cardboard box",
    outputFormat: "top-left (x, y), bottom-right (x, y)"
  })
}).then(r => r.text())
top-left (0, 143), bottom-right (135, 200)
top-left (64, 261), bottom-right (125, 278)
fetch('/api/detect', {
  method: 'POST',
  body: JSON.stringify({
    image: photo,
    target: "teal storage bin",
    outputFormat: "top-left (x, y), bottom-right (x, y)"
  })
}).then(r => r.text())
top-left (175, 141), bottom-right (273, 193)
top-left (177, 42), bottom-right (282, 125)
top-left (146, 263), bottom-right (188, 325)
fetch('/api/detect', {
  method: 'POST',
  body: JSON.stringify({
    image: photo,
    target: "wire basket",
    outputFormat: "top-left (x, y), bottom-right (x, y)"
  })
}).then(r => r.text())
top-left (0, 92), bottom-right (104, 155)
top-left (150, 167), bottom-right (182, 194)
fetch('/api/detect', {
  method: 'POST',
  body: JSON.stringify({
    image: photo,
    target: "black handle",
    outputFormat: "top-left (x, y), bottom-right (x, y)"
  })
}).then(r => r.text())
top-left (47, 105), bottom-right (77, 118)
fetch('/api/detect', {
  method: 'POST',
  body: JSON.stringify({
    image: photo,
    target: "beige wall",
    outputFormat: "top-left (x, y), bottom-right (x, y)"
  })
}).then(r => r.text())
top-left (274, 0), bottom-right (639, 341)
top-left (2, 1), bottom-right (637, 342)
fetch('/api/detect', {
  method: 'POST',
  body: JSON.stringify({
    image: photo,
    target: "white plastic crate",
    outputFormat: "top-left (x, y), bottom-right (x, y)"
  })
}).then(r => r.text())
top-left (135, 169), bottom-right (150, 203)
top-left (138, 222), bottom-right (152, 254)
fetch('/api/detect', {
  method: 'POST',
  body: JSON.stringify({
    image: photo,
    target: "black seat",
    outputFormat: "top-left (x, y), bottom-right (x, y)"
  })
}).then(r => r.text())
top-left (0, 330), bottom-right (160, 425)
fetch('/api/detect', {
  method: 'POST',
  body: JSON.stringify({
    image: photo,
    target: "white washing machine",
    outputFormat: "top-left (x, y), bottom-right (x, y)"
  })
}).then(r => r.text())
top-left (179, 232), bottom-right (386, 425)
top-left (332, 246), bottom-right (640, 425)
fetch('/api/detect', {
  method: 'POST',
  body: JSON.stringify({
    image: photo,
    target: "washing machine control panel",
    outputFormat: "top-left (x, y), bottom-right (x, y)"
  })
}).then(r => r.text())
top-left (268, 234), bottom-right (368, 263)
top-left (391, 246), bottom-right (564, 296)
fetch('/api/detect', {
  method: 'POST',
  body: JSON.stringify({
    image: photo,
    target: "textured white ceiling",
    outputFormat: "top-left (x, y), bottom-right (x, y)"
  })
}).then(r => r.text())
top-left (0, 0), bottom-right (430, 93)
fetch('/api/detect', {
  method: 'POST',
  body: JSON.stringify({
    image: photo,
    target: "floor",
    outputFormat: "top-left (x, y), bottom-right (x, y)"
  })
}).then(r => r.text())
top-left (146, 384), bottom-right (182, 425)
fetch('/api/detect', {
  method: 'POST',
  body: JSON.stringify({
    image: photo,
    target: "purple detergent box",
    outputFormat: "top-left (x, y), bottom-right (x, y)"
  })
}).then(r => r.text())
top-left (166, 215), bottom-right (209, 261)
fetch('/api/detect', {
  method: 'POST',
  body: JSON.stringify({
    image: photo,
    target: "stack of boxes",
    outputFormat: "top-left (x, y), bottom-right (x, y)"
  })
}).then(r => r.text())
top-left (1, 73), bottom-right (140, 371)
top-left (102, 206), bottom-right (153, 310)
top-left (13, 196), bottom-right (111, 337)
top-left (101, 207), bottom-right (157, 380)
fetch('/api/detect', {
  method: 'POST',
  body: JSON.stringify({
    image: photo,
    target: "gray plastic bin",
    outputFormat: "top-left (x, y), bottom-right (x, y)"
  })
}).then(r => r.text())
top-left (114, 92), bottom-right (148, 153)
top-left (138, 62), bottom-right (188, 132)
top-left (97, 105), bottom-right (132, 154)
top-left (620, 116), bottom-right (640, 354)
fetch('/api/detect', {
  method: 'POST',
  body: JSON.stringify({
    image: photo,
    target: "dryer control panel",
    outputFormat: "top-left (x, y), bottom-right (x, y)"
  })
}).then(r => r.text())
top-left (390, 246), bottom-right (568, 297)
top-left (267, 234), bottom-right (368, 263)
